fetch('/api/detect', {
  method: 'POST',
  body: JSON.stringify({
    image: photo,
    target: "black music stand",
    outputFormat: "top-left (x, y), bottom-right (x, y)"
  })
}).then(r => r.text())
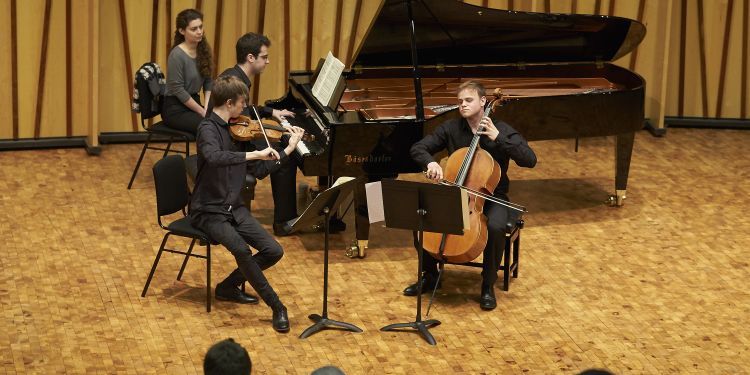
top-left (378, 179), bottom-right (466, 345)
top-left (294, 178), bottom-right (363, 339)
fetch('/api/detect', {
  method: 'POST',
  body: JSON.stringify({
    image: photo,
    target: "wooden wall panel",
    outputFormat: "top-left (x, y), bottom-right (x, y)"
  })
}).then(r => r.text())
top-left (0, 0), bottom-right (13, 139)
top-left (719, 0), bottom-right (742, 118)
top-left (98, 1), bottom-right (130, 134)
top-left (215, 0), bottom-right (243, 78)
top-left (259, 0), bottom-right (287, 100)
top-left (2, 0), bottom-right (749, 144)
top-left (663, 0), bottom-right (744, 120)
top-left (288, 0), bottom-right (311, 72)
top-left (86, 0), bottom-right (99, 147)
top-left (39, 0), bottom-right (66, 138)
top-left (15, 0), bottom-right (45, 139)
top-left (310, 1), bottom-right (338, 73)
top-left (70, 0), bottom-right (94, 137)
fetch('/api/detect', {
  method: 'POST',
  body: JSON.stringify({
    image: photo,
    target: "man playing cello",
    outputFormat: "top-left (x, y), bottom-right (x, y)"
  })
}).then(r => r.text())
top-left (406, 81), bottom-right (537, 310)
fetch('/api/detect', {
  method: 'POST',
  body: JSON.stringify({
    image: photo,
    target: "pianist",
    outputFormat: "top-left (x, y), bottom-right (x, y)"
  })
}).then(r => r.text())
top-left (208, 32), bottom-right (301, 237)
top-left (407, 81), bottom-right (537, 310)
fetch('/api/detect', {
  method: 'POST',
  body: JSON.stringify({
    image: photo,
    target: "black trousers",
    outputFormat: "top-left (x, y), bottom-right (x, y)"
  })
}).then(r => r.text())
top-left (162, 95), bottom-right (204, 135)
top-left (252, 137), bottom-right (298, 223)
top-left (191, 206), bottom-right (284, 308)
top-left (415, 200), bottom-right (510, 287)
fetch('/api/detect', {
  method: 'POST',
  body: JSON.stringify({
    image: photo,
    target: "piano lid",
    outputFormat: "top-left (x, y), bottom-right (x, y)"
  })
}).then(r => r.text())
top-left (351, 0), bottom-right (646, 69)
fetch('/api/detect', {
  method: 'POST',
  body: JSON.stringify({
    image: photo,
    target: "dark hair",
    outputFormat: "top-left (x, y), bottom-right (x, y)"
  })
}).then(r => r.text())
top-left (311, 365), bottom-right (346, 375)
top-left (236, 32), bottom-right (272, 64)
top-left (173, 9), bottom-right (213, 78)
top-left (212, 76), bottom-right (250, 106)
top-left (578, 370), bottom-right (614, 375)
top-left (203, 338), bottom-right (251, 375)
top-left (457, 81), bottom-right (486, 98)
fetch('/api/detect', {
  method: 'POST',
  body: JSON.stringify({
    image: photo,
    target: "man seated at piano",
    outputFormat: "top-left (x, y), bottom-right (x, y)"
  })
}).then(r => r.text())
top-left (407, 81), bottom-right (537, 310)
top-left (210, 32), bottom-right (301, 237)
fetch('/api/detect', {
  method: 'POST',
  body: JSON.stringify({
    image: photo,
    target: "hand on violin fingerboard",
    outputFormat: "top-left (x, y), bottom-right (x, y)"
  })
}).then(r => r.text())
top-left (283, 126), bottom-right (306, 156)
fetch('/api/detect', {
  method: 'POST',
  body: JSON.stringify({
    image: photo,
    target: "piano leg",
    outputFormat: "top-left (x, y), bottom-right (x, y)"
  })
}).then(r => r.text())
top-left (345, 175), bottom-right (397, 258)
top-left (611, 132), bottom-right (635, 206)
top-left (348, 179), bottom-right (369, 258)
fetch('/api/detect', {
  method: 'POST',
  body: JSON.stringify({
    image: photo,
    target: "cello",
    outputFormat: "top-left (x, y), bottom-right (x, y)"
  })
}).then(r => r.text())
top-left (422, 89), bottom-right (524, 264)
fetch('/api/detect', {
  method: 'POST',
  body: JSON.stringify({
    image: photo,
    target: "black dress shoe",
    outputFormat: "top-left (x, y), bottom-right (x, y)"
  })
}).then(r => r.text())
top-left (272, 305), bottom-right (290, 333)
top-left (403, 275), bottom-right (441, 296)
top-left (479, 284), bottom-right (497, 310)
top-left (215, 284), bottom-right (259, 304)
top-left (273, 221), bottom-right (294, 237)
top-left (328, 218), bottom-right (346, 233)
top-left (312, 217), bottom-right (347, 234)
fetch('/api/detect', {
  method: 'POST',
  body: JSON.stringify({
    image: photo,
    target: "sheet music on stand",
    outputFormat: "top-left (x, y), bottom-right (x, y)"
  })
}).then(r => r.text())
top-left (311, 51), bottom-right (345, 107)
top-left (364, 180), bottom-right (470, 230)
top-left (289, 177), bottom-right (355, 229)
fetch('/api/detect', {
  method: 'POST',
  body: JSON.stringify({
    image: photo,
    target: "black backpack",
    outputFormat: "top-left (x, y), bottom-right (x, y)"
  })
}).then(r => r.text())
top-left (131, 62), bottom-right (166, 121)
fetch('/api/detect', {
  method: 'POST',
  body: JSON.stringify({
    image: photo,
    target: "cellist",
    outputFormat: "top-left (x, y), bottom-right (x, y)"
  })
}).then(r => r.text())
top-left (406, 81), bottom-right (537, 310)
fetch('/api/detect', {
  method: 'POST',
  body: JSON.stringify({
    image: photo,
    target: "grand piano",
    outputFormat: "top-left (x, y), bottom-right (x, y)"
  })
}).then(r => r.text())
top-left (268, 0), bottom-right (646, 257)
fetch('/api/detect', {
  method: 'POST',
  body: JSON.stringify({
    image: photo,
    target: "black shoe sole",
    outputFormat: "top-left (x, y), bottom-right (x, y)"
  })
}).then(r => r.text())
top-left (479, 297), bottom-right (497, 310)
top-left (480, 303), bottom-right (497, 310)
top-left (214, 294), bottom-right (259, 304)
top-left (403, 284), bottom-right (441, 296)
top-left (273, 325), bottom-right (290, 333)
top-left (273, 224), bottom-right (294, 237)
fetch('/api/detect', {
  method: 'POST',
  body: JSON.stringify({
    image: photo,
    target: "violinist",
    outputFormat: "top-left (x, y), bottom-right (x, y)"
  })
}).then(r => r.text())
top-left (208, 32), bottom-right (301, 237)
top-left (407, 81), bottom-right (537, 310)
top-left (190, 75), bottom-right (304, 332)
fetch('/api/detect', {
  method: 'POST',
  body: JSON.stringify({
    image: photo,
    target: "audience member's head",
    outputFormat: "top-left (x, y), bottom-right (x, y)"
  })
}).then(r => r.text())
top-left (204, 338), bottom-right (251, 375)
top-left (578, 369), bottom-right (614, 375)
top-left (311, 365), bottom-right (346, 375)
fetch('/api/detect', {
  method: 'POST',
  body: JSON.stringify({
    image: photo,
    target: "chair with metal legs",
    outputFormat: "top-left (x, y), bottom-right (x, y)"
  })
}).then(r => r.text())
top-left (140, 154), bottom-right (216, 311)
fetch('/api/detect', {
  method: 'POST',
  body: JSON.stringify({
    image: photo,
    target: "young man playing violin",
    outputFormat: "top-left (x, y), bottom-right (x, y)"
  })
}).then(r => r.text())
top-left (407, 81), bottom-right (537, 310)
top-left (208, 32), bottom-right (301, 237)
top-left (190, 75), bottom-right (304, 332)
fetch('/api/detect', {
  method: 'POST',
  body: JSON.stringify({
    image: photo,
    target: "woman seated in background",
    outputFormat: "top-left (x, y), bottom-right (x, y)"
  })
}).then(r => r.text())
top-left (162, 9), bottom-right (213, 134)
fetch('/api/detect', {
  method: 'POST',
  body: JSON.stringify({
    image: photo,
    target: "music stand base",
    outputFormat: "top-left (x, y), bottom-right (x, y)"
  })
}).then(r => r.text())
top-left (299, 314), bottom-right (363, 339)
top-left (380, 319), bottom-right (441, 345)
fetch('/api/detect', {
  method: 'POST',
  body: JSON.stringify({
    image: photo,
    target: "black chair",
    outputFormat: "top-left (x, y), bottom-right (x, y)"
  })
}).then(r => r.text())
top-left (127, 62), bottom-right (195, 190)
top-left (451, 210), bottom-right (523, 291)
top-left (141, 154), bottom-right (216, 312)
top-left (127, 113), bottom-right (194, 189)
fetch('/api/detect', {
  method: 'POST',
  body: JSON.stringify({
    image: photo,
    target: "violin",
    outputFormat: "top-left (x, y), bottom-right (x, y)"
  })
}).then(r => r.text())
top-left (228, 114), bottom-right (285, 143)
top-left (422, 89), bottom-right (511, 264)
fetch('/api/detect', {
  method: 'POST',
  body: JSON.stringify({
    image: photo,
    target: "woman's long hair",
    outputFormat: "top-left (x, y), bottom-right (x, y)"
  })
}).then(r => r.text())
top-left (172, 9), bottom-right (213, 78)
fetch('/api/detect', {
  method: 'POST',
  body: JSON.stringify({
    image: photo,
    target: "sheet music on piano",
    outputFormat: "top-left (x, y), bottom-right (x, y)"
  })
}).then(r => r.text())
top-left (311, 51), bottom-right (345, 107)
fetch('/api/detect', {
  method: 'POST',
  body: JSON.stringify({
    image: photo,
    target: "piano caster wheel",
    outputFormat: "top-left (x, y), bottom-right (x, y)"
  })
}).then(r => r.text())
top-left (607, 190), bottom-right (627, 207)
top-left (346, 241), bottom-right (367, 259)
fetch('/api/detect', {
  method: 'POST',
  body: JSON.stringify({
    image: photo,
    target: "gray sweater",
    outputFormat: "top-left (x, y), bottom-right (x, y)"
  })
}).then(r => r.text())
top-left (165, 46), bottom-right (213, 103)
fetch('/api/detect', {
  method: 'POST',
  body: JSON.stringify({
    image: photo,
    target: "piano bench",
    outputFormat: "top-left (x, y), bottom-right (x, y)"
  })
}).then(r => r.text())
top-left (450, 215), bottom-right (523, 292)
top-left (184, 155), bottom-right (257, 210)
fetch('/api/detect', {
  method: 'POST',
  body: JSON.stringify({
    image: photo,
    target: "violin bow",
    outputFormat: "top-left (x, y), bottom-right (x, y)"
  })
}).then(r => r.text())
top-left (250, 105), bottom-right (280, 164)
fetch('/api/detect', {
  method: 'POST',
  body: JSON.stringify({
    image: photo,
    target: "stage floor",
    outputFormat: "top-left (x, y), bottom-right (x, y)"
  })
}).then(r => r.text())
top-left (1, 128), bottom-right (748, 374)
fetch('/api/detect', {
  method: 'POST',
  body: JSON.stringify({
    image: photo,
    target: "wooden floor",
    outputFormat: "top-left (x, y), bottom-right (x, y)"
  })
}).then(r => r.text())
top-left (1, 128), bottom-right (749, 374)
